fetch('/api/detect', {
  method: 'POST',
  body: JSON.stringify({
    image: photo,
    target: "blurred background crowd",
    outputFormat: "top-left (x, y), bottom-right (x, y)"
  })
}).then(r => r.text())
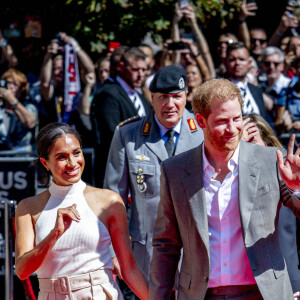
top-left (1, 0), bottom-right (300, 183)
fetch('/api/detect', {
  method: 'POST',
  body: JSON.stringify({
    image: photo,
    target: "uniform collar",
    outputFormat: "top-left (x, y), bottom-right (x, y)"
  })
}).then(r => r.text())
top-left (154, 114), bottom-right (182, 138)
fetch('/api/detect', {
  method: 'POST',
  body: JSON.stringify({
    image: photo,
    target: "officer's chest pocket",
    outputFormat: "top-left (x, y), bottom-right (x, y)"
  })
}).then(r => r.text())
top-left (129, 161), bottom-right (156, 197)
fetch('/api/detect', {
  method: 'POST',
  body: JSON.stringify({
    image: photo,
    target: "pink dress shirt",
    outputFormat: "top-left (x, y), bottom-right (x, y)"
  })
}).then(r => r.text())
top-left (202, 143), bottom-right (257, 288)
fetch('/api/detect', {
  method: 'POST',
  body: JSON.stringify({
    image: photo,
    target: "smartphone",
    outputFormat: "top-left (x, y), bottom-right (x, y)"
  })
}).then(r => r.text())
top-left (54, 33), bottom-right (63, 46)
top-left (167, 41), bottom-right (186, 51)
top-left (0, 80), bottom-right (7, 88)
top-left (179, 0), bottom-right (189, 8)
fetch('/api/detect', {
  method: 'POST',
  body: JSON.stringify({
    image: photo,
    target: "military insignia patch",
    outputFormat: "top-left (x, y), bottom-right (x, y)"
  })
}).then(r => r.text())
top-left (135, 155), bottom-right (150, 162)
top-left (178, 77), bottom-right (185, 89)
top-left (142, 122), bottom-right (151, 135)
top-left (187, 118), bottom-right (198, 132)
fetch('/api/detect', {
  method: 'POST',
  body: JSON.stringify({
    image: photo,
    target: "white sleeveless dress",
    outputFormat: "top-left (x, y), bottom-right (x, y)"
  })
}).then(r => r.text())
top-left (35, 180), bottom-right (123, 299)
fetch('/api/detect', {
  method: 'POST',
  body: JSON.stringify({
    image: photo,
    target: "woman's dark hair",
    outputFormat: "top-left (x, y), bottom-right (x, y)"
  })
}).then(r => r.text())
top-left (36, 122), bottom-right (82, 172)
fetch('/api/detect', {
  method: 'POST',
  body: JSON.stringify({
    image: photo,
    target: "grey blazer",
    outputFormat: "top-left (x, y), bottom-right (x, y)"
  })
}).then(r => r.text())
top-left (150, 141), bottom-right (300, 300)
top-left (104, 109), bottom-right (204, 277)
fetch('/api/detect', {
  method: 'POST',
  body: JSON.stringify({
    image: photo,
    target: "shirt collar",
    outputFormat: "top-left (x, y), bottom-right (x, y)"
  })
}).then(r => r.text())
top-left (116, 76), bottom-right (135, 96)
top-left (233, 79), bottom-right (248, 90)
top-left (202, 142), bottom-right (240, 176)
top-left (154, 114), bottom-right (182, 137)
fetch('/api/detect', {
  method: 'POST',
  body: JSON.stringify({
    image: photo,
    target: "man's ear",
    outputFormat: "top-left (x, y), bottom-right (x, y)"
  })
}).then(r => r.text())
top-left (118, 61), bottom-right (125, 74)
top-left (196, 113), bottom-right (205, 129)
top-left (279, 62), bottom-right (284, 73)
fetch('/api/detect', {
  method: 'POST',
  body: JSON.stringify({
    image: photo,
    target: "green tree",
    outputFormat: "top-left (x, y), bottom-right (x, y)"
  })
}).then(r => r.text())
top-left (61, 0), bottom-right (242, 53)
top-left (2, 0), bottom-right (242, 54)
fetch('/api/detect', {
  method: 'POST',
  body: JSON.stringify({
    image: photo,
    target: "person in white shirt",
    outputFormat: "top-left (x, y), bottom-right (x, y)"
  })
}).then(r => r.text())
top-left (225, 42), bottom-right (269, 121)
top-left (260, 46), bottom-right (291, 125)
top-left (150, 78), bottom-right (300, 300)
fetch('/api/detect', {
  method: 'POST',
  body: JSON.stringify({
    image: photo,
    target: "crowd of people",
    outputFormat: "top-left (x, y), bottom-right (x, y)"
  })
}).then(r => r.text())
top-left (3, 0), bottom-right (300, 299)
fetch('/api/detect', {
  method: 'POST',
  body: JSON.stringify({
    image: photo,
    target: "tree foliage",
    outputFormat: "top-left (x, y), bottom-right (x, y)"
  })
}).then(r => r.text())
top-left (64, 0), bottom-right (241, 53)
top-left (2, 0), bottom-right (242, 54)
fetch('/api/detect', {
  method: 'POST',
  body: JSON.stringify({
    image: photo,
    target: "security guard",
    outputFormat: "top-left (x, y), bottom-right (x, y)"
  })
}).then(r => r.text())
top-left (104, 65), bottom-right (204, 293)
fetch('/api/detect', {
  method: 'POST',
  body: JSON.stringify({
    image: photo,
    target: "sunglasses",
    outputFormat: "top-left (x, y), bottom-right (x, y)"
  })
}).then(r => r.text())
top-left (262, 61), bottom-right (281, 67)
top-left (251, 38), bottom-right (267, 44)
top-left (217, 39), bottom-right (234, 47)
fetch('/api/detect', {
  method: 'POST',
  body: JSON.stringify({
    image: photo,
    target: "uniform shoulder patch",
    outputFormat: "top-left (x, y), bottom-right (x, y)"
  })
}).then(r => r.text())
top-left (119, 115), bottom-right (141, 127)
top-left (187, 118), bottom-right (198, 132)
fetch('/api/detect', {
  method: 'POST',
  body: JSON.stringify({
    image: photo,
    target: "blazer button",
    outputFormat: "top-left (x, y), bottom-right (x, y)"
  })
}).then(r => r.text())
top-left (203, 276), bottom-right (209, 282)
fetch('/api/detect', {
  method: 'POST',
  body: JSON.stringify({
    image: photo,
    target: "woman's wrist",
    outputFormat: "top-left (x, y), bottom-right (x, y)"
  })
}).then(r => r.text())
top-left (193, 51), bottom-right (202, 58)
top-left (70, 38), bottom-right (81, 53)
top-left (10, 100), bottom-right (19, 110)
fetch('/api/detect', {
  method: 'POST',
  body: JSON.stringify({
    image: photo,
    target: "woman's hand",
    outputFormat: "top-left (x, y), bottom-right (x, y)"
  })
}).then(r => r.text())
top-left (242, 118), bottom-right (265, 146)
top-left (0, 87), bottom-right (19, 107)
top-left (54, 204), bottom-right (81, 238)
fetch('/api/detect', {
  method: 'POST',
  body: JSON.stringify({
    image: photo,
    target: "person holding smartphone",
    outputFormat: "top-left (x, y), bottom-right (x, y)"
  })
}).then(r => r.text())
top-left (170, 1), bottom-right (215, 78)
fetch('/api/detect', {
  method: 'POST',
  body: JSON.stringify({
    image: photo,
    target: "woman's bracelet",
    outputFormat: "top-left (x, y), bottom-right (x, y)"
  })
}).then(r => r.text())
top-left (193, 51), bottom-right (202, 58)
top-left (10, 100), bottom-right (19, 110)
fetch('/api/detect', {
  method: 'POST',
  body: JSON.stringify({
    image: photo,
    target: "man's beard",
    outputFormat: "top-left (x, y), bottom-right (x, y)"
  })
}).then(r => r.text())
top-left (206, 125), bottom-right (242, 153)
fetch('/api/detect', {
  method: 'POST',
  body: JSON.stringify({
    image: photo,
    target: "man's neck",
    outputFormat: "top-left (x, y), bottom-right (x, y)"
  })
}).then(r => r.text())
top-left (267, 75), bottom-right (280, 87)
top-left (116, 76), bottom-right (135, 91)
top-left (231, 76), bottom-right (246, 83)
top-left (204, 145), bottom-right (235, 183)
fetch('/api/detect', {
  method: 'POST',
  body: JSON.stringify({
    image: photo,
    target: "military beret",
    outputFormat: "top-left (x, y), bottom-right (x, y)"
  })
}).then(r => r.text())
top-left (149, 65), bottom-right (187, 94)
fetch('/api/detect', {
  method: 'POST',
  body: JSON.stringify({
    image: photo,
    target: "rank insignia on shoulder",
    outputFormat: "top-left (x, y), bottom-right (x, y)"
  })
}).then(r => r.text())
top-left (187, 118), bottom-right (198, 132)
top-left (142, 122), bottom-right (151, 135)
top-left (119, 115), bottom-right (141, 127)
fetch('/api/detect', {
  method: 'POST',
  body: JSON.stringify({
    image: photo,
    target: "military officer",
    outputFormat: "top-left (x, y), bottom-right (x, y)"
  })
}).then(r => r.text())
top-left (104, 65), bottom-right (204, 288)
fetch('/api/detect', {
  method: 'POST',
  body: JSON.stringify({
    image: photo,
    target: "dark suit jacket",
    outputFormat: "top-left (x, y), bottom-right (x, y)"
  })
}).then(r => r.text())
top-left (248, 83), bottom-right (268, 121)
top-left (91, 80), bottom-right (151, 187)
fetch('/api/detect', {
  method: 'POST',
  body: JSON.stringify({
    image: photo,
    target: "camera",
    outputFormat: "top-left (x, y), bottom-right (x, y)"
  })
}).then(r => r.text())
top-left (179, 0), bottom-right (189, 8)
top-left (167, 41), bottom-right (186, 51)
top-left (54, 33), bottom-right (63, 46)
top-left (0, 80), bottom-right (6, 89)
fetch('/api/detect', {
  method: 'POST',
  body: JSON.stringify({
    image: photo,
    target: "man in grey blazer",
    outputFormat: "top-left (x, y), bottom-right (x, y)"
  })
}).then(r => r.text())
top-left (104, 65), bottom-right (203, 284)
top-left (150, 78), bottom-right (300, 300)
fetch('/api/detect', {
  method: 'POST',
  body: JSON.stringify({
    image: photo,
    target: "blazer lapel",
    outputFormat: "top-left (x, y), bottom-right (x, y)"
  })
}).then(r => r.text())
top-left (238, 141), bottom-right (260, 237)
top-left (142, 111), bottom-right (169, 161)
top-left (182, 145), bottom-right (210, 252)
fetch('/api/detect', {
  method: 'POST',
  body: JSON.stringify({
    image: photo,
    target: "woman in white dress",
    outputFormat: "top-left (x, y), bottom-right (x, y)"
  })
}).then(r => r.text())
top-left (14, 122), bottom-right (149, 300)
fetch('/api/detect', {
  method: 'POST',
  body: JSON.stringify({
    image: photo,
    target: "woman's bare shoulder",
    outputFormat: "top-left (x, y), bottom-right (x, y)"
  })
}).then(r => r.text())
top-left (84, 185), bottom-right (125, 220)
top-left (16, 190), bottom-right (50, 216)
top-left (84, 185), bottom-right (123, 205)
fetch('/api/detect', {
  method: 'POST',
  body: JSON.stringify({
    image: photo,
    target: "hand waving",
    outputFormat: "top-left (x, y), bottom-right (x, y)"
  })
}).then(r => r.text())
top-left (277, 134), bottom-right (300, 191)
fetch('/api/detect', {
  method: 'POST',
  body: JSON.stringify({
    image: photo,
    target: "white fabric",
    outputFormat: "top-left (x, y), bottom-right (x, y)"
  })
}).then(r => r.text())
top-left (260, 73), bottom-right (291, 95)
top-left (234, 80), bottom-right (260, 115)
top-left (38, 268), bottom-right (123, 300)
top-left (270, 74), bottom-right (291, 95)
top-left (64, 43), bottom-right (81, 113)
top-left (202, 143), bottom-right (256, 287)
top-left (0, 105), bottom-right (9, 136)
top-left (35, 180), bottom-right (113, 278)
